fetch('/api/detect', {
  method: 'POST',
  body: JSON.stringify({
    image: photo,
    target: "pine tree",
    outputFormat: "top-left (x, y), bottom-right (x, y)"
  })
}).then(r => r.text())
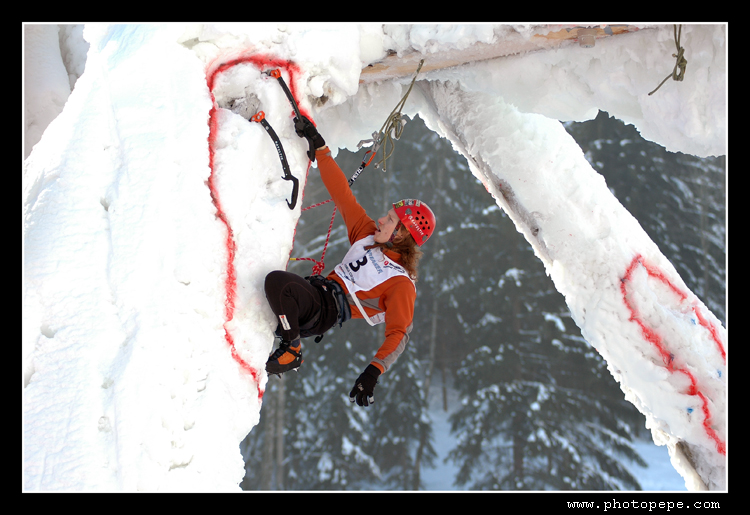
top-left (441, 208), bottom-right (645, 490)
top-left (285, 342), bottom-right (382, 490)
top-left (363, 341), bottom-right (437, 490)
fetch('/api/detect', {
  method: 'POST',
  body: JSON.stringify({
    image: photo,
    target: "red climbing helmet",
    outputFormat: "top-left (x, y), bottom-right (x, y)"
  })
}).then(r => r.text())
top-left (393, 199), bottom-right (436, 246)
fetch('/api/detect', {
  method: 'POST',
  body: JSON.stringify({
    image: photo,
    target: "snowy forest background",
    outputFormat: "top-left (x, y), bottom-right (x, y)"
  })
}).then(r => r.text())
top-left (22, 23), bottom-right (726, 493)
top-left (240, 111), bottom-right (726, 491)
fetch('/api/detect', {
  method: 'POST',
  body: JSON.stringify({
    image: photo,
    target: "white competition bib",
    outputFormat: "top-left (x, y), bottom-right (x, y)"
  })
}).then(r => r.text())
top-left (334, 235), bottom-right (415, 325)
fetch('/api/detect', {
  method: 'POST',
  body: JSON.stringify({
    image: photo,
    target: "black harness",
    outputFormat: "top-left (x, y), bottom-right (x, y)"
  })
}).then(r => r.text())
top-left (276, 275), bottom-right (352, 343)
top-left (301, 275), bottom-right (352, 342)
top-left (306, 275), bottom-right (351, 327)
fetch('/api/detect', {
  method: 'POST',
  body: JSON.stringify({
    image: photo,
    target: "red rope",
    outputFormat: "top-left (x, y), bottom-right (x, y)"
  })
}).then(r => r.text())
top-left (290, 149), bottom-right (378, 275)
top-left (293, 202), bottom-right (337, 276)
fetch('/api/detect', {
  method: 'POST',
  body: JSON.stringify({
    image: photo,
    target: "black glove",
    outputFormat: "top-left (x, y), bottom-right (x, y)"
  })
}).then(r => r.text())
top-left (293, 116), bottom-right (326, 151)
top-left (349, 364), bottom-right (380, 407)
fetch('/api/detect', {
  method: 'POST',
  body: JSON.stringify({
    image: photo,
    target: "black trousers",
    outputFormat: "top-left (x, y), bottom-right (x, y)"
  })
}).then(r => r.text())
top-left (264, 270), bottom-right (339, 342)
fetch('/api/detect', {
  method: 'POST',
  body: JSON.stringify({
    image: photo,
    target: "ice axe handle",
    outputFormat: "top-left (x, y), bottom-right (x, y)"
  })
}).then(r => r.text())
top-left (268, 69), bottom-right (315, 162)
top-left (268, 69), bottom-right (303, 120)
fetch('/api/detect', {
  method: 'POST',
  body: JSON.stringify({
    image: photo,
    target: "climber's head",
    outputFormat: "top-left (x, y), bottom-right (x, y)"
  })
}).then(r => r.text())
top-left (374, 208), bottom-right (404, 245)
top-left (371, 199), bottom-right (433, 281)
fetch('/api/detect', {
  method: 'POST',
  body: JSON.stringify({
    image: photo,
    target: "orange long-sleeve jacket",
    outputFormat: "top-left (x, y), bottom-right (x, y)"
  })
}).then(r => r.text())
top-left (316, 147), bottom-right (416, 375)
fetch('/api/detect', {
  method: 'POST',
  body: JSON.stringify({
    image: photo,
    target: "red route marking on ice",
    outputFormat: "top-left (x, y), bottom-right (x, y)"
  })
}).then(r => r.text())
top-left (205, 52), bottom-right (312, 401)
top-left (620, 254), bottom-right (726, 455)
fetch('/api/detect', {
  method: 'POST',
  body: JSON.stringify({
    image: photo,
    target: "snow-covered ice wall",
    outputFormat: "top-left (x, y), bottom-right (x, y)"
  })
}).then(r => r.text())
top-left (23, 23), bottom-right (726, 491)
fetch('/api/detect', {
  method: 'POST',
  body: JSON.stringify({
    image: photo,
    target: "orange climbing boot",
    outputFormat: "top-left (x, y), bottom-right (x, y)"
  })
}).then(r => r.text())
top-left (266, 338), bottom-right (303, 376)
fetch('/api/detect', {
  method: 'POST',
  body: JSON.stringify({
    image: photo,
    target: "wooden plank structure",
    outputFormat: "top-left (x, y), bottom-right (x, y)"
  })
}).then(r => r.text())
top-left (359, 24), bottom-right (647, 84)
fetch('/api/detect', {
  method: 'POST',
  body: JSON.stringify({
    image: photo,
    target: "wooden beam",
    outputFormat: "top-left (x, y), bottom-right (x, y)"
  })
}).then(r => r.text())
top-left (359, 25), bottom-right (646, 84)
top-left (537, 24), bottom-right (642, 41)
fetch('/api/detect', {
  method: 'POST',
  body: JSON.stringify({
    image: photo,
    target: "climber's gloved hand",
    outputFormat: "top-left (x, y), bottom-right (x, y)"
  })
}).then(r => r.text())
top-left (349, 364), bottom-right (380, 407)
top-left (293, 115), bottom-right (326, 150)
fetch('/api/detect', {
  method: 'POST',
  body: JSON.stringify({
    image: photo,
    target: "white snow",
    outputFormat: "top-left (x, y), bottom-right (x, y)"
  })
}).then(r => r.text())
top-left (23, 22), bottom-right (726, 492)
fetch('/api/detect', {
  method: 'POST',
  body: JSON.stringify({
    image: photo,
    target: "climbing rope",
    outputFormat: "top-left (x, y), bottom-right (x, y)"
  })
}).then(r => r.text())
top-left (365, 59), bottom-right (425, 171)
top-left (648, 24), bottom-right (688, 96)
top-left (290, 204), bottom-right (337, 276)
top-left (290, 59), bottom-right (426, 275)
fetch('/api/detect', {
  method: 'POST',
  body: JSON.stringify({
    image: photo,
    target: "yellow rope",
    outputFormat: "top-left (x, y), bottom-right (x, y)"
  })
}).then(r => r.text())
top-left (372, 59), bottom-right (425, 171)
top-left (649, 25), bottom-right (688, 96)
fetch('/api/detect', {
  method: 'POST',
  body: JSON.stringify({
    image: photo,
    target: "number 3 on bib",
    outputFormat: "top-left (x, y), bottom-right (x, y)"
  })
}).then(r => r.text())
top-left (349, 257), bottom-right (368, 272)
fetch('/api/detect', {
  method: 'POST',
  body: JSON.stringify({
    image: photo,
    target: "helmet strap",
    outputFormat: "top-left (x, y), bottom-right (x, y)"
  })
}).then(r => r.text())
top-left (386, 222), bottom-right (402, 248)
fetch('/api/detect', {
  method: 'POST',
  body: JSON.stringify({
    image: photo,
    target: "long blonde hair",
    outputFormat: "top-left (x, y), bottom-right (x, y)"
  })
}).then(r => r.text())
top-left (365, 226), bottom-right (423, 281)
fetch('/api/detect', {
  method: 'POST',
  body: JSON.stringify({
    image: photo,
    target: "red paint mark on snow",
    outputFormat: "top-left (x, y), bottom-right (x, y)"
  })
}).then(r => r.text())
top-left (693, 306), bottom-right (726, 363)
top-left (206, 52), bottom-right (312, 121)
top-left (621, 254), bottom-right (726, 455)
top-left (204, 51), bottom-right (312, 401)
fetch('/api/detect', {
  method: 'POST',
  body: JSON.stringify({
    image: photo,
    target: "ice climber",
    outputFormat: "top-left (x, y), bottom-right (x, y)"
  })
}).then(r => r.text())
top-left (264, 117), bottom-right (436, 407)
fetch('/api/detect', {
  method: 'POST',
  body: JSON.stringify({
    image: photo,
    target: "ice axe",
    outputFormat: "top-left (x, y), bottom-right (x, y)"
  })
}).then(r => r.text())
top-left (250, 110), bottom-right (299, 210)
top-left (264, 69), bottom-right (316, 162)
